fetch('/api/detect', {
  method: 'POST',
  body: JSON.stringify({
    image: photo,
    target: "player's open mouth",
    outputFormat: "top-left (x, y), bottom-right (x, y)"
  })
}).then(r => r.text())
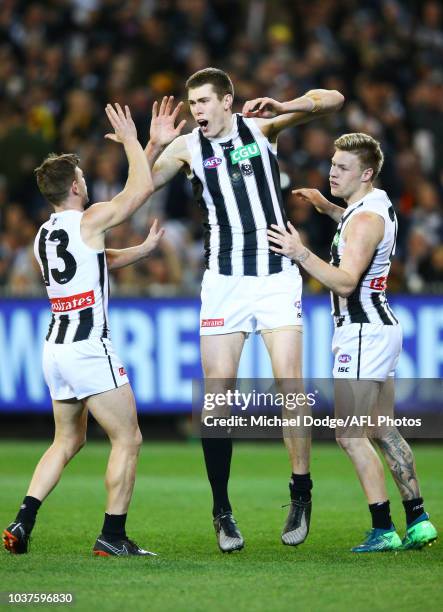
top-left (197, 119), bottom-right (208, 129)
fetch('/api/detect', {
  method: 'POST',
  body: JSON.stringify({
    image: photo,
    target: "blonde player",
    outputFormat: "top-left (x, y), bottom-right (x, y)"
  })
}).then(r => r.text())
top-left (267, 133), bottom-right (437, 552)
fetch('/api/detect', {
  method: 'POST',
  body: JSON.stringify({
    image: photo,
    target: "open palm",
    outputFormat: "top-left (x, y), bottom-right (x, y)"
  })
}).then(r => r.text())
top-left (150, 96), bottom-right (187, 147)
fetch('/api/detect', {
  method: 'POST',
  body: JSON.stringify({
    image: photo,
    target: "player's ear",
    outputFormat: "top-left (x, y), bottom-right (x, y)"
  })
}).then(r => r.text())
top-left (224, 94), bottom-right (233, 111)
top-left (361, 167), bottom-right (374, 183)
top-left (71, 179), bottom-right (80, 196)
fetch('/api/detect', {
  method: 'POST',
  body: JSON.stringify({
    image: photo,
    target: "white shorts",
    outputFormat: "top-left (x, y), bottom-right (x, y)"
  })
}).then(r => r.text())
top-left (332, 322), bottom-right (402, 380)
top-left (200, 267), bottom-right (303, 335)
top-left (42, 337), bottom-right (129, 401)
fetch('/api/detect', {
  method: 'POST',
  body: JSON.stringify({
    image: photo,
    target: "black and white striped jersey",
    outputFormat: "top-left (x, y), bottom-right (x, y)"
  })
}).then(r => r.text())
top-left (185, 113), bottom-right (294, 276)
top-left (34, 210), bottom-right (110, 343)
top-left (330, 188), bottom-right (399, 327)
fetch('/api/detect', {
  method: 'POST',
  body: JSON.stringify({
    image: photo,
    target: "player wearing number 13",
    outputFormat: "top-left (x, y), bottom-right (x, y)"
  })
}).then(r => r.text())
top-left (3, 99), bottom-right (185, 557)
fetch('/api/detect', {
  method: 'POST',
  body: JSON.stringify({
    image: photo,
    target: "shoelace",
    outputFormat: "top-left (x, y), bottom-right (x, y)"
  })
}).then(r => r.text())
top-left (281, 500), bottom-right (307, 509)
top-left (218, 513), bottom-right (236, 524)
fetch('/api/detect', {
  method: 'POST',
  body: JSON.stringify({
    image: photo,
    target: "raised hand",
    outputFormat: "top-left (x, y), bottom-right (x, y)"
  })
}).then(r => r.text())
top-left (149, 96), bottom-right (187, 147)
top-left (292, 188), bottom-right (332, 214)
top-left (242, 97), bottom-right (286, 118)
top-left (267, 221), bottom-right (305, 259)
top-left (104, 103), bottom-right (137, 144)
top-left (142, 218), bottom-right (165, 255)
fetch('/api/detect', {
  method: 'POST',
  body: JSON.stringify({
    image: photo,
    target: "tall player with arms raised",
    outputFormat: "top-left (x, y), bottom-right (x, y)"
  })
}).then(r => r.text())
top-left (268, 133), bottom-right (438, 552)
top-left (145, 68), bottom-right (344, 552)
top-left (3, 99), bottom-right (184, 556)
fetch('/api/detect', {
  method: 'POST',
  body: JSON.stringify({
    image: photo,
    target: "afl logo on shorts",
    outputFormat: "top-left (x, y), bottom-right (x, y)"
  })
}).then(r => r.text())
top-left (203, 156), bottom-right (222, 169)
top-left (338, 354), bottom-right (351, 363)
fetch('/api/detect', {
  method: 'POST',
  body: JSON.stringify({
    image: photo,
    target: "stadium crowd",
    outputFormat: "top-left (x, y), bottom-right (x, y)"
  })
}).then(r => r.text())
top-left (0, 0), bottom-right (442, 296)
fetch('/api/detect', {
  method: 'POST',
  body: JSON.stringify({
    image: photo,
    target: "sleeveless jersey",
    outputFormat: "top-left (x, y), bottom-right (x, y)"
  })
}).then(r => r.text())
top-left (185, 113), bottom-right (294, 276)
top-left (330, 188), bottom-right (399, 326)
top-left (33, 209), bottom-right (110, 343)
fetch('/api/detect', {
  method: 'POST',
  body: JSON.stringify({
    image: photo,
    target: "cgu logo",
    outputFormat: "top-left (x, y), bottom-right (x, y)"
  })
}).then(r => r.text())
top-left (230, 142), bottom-right (261, 165)
top-left (338, 354), bottom-right (351, 363)
top-left (203, 156), bottom-right (222, 169)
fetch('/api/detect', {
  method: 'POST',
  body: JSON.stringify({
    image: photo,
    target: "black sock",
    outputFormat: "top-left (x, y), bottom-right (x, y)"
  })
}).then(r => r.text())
top-left (369, 500), bottom-right (392, 530)
top-left (201, 436), bottom-right (233, 517)
top-left (289, 473), bottom-right (312, 503)
top-left (403, 497), bottom-right (425, 526)
top-left (15, 496), bottom-right (41, 531)
top-left (101, 513), bottom-right (127, 541)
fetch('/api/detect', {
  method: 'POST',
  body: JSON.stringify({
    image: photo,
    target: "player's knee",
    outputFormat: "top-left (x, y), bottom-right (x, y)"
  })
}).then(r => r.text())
top-left (335, 435), bottom-right (360, 454)
top-left (134, 428), bottom-right (143, 449)
top-left (55, 435), bottom-right (86, 459)
top-left (274, 364), bottom-right (302, 381)
top-left (111, 427), bottom-right (142, 451)
top-left (75, 436), bottom-right (86, 453)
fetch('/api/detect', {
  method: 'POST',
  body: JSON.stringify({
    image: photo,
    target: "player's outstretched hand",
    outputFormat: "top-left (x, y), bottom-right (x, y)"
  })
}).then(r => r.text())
top-left (292, 188), bottom-right (331, 214)
top-left (149, 96), bottom-right (187, 147)
top-left (142, 219), bottom-right (165, 256)
top-left (267, 221), bottom-right (305, 259)
top-left (242, 97), bottom-right (286, 118)
top-left (104, 103), bottom-right (137, 144)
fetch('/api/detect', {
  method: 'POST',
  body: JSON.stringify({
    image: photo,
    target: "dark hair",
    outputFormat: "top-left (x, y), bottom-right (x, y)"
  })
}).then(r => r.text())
top-left (334, 133), bottom-right (384, 179)
top-left (186, 67), bottom-right (234, 99)
top-left (34, 153), bottom-right (80, 205)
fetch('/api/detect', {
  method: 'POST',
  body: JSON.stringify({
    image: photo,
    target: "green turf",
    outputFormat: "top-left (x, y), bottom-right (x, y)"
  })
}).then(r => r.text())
top-left (0, 441), bottom-right (441, 612)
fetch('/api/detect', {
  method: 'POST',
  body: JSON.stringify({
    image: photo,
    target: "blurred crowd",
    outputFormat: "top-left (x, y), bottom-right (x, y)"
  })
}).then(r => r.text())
top-left (0, 0), bottom-right (442, 296)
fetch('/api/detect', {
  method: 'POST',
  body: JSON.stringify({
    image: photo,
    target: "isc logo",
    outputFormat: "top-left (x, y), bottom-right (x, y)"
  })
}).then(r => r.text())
top-left (338, 366), bottom-right (350, 373)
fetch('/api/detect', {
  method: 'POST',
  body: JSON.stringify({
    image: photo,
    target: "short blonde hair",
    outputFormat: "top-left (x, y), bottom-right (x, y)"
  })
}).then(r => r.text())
top-left (334, 133), bottom-right (384, 179)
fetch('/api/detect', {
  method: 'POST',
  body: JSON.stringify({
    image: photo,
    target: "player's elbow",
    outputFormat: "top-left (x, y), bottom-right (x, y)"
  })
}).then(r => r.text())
top-left (330, 90), bottom-right (345, 110)
top-left (138, 175), bottom-right (154, 200)
top-left (337, 282), bottom-right (357, 298)
top-left (129, 181), bottom-right (152, 207)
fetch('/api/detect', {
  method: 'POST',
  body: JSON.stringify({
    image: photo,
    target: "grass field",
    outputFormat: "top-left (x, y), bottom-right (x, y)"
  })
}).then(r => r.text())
top-left (0, 441), bottom-right (442, 612)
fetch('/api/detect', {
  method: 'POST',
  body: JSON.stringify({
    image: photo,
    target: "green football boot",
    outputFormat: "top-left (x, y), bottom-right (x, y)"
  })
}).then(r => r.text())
top-left (351, 525), bottom-right (402, 553)
top-left (401, 513), bottom-right (438, 550)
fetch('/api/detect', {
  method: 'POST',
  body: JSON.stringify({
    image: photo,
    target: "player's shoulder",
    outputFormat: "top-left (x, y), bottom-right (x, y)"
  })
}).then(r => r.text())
top-left (363, 188), bottom-right (392, 210)
top-left (34, 216), bottom-right (52, 239)
top-left (168, 133), bottom-right (192, 161)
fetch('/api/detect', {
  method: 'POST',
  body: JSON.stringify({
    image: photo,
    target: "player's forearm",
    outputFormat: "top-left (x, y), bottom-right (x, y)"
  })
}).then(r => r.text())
top-left (106, 244), bottom-right (150, 270)
top-left (145, 140), bottom-right (165, 168)
top-left (323, 201), bottom-right (345, 223)
top-left (295, 249), bottom-right (356, 297)
top-left (282, 90), bottom-right (345, 115)
top-left (123, 138), bottom-right (154, 200)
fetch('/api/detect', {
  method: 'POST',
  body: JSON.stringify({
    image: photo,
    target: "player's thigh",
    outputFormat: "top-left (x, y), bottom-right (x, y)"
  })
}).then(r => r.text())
top-left (261, 327), bottom-right (303, 379)
top-left (200, 332), bottom-right (246, 379)
top-left (52, 398), bottom-right (88, 449)
top-left (84, 383), bottom-right (140, 444)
